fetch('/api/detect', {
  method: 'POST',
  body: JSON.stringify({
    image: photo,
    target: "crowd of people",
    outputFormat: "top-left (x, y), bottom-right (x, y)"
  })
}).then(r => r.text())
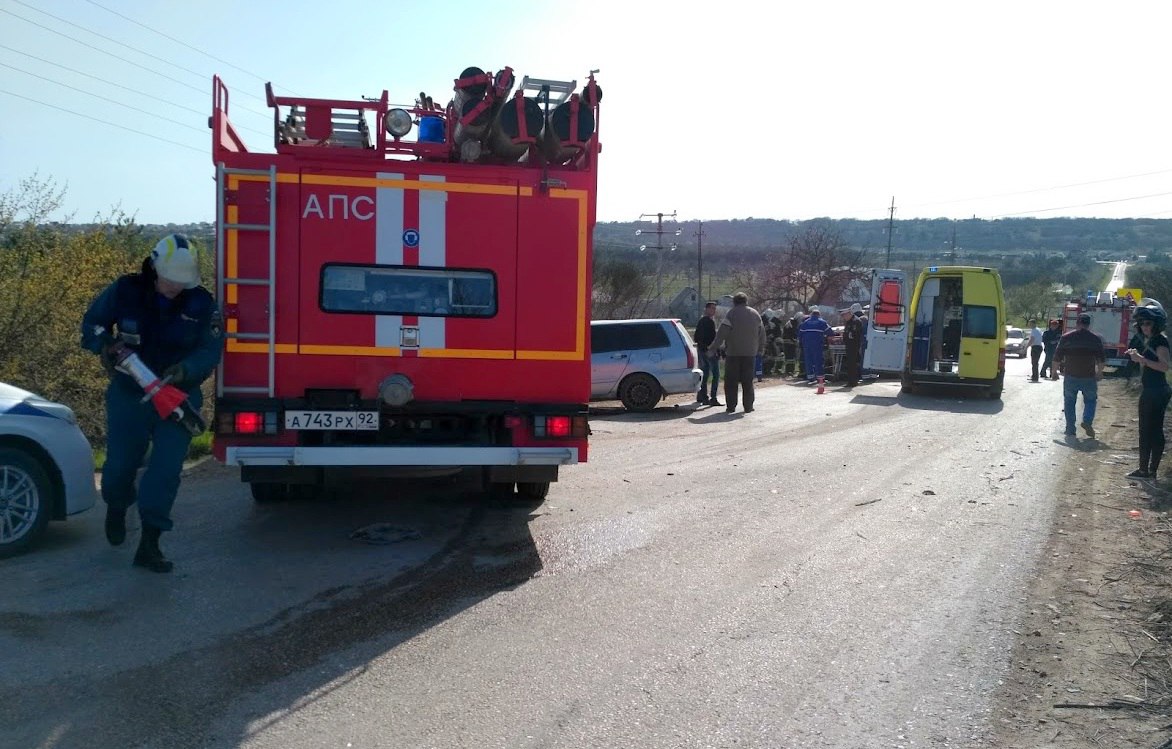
top-left (691, 294), bottom-right (1171, 486)
top-left (692, 295), bottom-right (871, 413)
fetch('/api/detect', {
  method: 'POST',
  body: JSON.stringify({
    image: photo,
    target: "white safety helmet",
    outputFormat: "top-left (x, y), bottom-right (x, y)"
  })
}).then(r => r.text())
top-left (151, 234), bottom-right (200, 289)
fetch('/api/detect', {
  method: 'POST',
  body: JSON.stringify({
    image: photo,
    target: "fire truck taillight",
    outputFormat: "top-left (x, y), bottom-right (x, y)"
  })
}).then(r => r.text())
top-left (235, 412), bottom-right (262, 433)
top-left (218, 411), bottom-right (278, 435)
top-left (532, 415), bottom-right (587, 439)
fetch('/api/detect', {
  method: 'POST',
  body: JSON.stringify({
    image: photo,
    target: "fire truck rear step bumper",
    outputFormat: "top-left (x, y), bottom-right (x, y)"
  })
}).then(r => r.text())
top-left (226, 446), bottom-right (578, 467)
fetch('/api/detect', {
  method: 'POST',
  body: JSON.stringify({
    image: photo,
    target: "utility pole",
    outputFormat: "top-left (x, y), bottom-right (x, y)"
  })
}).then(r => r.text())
top-left (695, 220), bottom-right (706, 320)
top-left (636, 210), bottom-right (679, 307)
top-left (885, 196), bottom-right (895, 269)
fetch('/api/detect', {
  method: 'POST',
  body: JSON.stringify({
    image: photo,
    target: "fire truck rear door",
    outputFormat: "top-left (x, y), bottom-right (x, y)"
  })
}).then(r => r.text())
top-left (298, 170), bottom-right (518, 365)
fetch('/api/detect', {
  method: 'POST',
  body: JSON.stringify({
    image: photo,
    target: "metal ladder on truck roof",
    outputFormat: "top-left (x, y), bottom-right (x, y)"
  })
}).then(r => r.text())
top-left (216, 162), bottom-right (277, 398)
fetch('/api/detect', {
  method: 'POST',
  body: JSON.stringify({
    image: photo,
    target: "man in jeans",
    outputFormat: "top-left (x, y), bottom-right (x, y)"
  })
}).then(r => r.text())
top-left (693, 301), bottom-right (721, 406)
top-left (1054, 313), bottom-right (1106, 438)
top-left (709, 292), bottom-right (766, 413)
top-left (1027, 318), bottom-right (1045, 382)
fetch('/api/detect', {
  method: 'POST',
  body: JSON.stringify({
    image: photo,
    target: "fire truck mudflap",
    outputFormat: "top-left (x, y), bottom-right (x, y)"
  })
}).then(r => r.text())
top-left (208, 67), bottom-right (601, 500)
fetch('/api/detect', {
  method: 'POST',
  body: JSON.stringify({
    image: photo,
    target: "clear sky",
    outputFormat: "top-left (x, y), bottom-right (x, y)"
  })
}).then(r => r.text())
top-left (3, 0), bottom-right (1172, 226)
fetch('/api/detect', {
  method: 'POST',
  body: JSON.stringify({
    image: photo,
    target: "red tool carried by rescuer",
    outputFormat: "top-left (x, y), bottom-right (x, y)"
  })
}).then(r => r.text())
top-left (92, 325), bottom-right (207, 436)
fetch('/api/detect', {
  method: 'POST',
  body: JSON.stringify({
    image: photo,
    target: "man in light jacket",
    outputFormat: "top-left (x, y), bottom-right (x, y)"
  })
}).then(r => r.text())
top-left (709, 292), bottom-right (766, 413)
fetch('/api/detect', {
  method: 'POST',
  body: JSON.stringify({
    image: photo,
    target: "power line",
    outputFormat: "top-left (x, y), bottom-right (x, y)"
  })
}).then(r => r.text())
top-left (904, 167), bottom-right (1172, 213)
top-left (11, 0), bottom-right (210, 84)
top-left (2, 60), bottom-right (207, 134)
top-left (81, 0), bottom-right (301, 96)
top-left (985, 191), bottom-right (1172, 219)
top-left (0, 42), bottom-right (270, 138)
top-left (0, 88), bottom-right (203, 154)
top-left (0, 7), bottom-right (271, 120)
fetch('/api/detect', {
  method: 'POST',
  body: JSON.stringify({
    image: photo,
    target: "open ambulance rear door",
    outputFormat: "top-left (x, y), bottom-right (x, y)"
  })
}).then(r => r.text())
top-left (863, 269), bottom-right (909, 373)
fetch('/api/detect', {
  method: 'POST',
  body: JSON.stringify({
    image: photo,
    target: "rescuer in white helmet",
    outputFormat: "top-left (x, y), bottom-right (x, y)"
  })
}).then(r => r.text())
top-left (80, 233), bottom-right (223, 573)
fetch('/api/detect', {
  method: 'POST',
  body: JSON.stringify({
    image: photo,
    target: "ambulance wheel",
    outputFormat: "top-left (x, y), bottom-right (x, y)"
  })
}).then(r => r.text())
top-left (517, 482), bottom-right (550, 501)
top-left (250, 482), bottom-right (289, 503)
top-left (619, 373), bottom-right (662, 412)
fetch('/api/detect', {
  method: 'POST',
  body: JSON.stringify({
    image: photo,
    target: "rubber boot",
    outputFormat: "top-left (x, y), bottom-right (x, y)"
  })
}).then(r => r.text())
top-left (1152, 456), bottom-right (1162, 480)
top-left (133, 525), bottom-right (174, 573)
top-left (104, 507), bottom-right (126, 547)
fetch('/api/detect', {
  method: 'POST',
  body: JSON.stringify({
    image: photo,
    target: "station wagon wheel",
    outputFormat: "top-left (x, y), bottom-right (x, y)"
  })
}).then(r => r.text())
top-left (0, 447), bottom-right (53, 558)
top-left (618, 373), bottom-right (662, 412)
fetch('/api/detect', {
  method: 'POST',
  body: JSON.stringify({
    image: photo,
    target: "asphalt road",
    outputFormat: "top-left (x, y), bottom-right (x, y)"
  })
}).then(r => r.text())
top-left (2, 355), bottom-right (1076, 749)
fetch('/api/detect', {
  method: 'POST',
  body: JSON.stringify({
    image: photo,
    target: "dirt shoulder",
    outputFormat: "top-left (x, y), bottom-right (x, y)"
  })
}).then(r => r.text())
top-left (992, 378), bottom-right (1172, 748)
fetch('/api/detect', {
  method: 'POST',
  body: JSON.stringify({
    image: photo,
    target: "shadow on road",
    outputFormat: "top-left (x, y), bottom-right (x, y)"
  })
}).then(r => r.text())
top-left (895, 389), bottom-right (1005, 415)
top-left (0, 471), bottom-right (544, 749)
top-left (589, 403), bottom-right (704, 421)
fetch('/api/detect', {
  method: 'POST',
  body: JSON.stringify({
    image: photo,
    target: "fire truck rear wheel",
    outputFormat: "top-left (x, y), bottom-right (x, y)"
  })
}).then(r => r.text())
top-left (619, 373), bottom-right (662, 412)
top-left (250, 482), bottom-right (289, 503)
top-left (487, 481), bottom-right (515, 499)
top-left (517, 482), bottom-right (550, 501)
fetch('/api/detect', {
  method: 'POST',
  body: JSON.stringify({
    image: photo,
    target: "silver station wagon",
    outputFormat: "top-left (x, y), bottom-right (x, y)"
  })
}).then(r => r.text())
top-left (590, 319), bottom-right (702, 411)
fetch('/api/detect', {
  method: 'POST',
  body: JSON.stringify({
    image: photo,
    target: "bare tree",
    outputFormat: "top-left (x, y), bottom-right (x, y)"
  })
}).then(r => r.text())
top-left (592, 258), bottom-right (652, 319)
top-left (751, 224), bottom-right (870, 310)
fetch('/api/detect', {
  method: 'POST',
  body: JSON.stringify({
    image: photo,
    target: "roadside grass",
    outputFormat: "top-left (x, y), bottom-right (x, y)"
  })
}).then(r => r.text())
top-left (93, 430), bottom-right (213, 471)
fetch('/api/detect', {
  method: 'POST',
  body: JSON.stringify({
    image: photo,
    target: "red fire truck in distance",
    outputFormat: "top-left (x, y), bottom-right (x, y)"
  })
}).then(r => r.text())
top-left (209, 67), bottom-right (601, 501)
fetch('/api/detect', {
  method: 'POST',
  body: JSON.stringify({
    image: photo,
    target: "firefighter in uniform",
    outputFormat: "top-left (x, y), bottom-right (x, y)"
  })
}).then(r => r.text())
top-left (81, 234), bottom-right (223, 573)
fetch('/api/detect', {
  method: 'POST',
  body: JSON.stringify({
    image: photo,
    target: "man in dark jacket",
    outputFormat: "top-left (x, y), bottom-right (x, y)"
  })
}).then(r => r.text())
top-left (1039, 319), bottom-right (1062, 380)
top-left (840, 303), bottom-right (865, 387)
top-left (709, 293), bottom-right (766, 413)
top-left (693, 301), bottom-right (721, 405)
top-left (781, 315), bottom-right (799, 377)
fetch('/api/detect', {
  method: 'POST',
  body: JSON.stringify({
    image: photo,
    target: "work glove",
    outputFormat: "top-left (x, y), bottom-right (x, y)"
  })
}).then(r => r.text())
top-left (162, 363), bottom-right (186, 386)
top-left (99, 343), bottom-right (119, 378)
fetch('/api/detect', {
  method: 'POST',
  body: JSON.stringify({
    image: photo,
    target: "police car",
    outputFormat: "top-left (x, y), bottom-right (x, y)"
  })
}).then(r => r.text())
top-left (0, 383), bottom-right (97, 557)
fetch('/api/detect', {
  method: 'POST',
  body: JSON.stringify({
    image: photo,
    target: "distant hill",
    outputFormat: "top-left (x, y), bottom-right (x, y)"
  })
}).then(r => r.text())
top-left (595, 217), bottom-right (1172, 259)
top-left (57, 217), bottom-right (1172, 261)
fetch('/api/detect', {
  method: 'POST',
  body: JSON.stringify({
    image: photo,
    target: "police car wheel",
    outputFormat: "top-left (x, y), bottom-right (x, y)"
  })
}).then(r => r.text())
top-left (0, 447), bottom-right (53, 558)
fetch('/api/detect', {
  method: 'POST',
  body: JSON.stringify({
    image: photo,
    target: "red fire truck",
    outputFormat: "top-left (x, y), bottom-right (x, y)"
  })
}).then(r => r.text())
top-left (208, 67), bottom-right (601, 501)
top-left (1060, 290), bottom-right (1139, 370)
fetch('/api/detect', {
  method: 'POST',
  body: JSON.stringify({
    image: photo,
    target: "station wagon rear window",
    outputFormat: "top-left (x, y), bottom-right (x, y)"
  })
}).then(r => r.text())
top-left (591, 323), bottom-right (670, 353)
top-left (320, 264), bottom-right (496, 317)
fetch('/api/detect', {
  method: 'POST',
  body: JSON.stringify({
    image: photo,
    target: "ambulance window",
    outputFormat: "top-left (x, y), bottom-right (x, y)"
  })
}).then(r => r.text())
top-left (962, 305), bottom-right (997, 339)
top-left (320, 264), bottom-right (496, 318)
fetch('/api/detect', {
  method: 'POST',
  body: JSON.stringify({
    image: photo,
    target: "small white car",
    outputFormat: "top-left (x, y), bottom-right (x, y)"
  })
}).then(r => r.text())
top-left (1004, 327), bottom-right (1027, 358)
top-left (0, 383), bottom-right (97, 557)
